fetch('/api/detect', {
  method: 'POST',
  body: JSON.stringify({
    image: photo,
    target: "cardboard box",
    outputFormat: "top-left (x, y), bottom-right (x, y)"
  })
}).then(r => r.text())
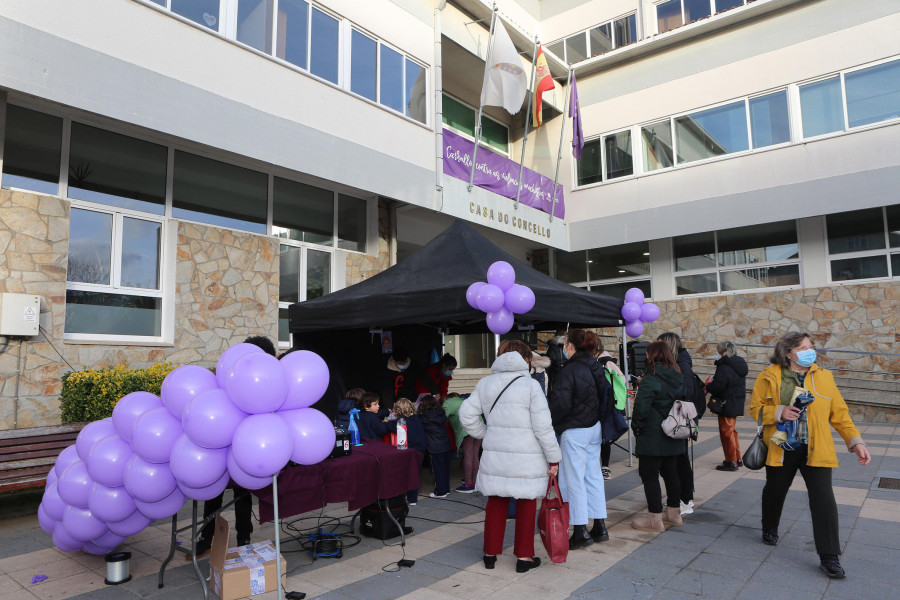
top-left (208, 516), bottom-right (287, 600)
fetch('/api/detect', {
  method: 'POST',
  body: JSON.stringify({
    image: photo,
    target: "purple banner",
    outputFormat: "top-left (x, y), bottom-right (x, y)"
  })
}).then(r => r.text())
top-left (442, 128), bottom-right (565, 218)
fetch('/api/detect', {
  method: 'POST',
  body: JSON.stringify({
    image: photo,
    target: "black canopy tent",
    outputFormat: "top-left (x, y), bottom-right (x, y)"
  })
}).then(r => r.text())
top-left (288, 220), bottom-right (624, 417)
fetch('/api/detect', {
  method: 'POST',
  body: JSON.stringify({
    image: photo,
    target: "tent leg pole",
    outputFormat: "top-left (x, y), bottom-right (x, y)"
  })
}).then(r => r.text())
top-left (622, 326), bottom-right (633, 467)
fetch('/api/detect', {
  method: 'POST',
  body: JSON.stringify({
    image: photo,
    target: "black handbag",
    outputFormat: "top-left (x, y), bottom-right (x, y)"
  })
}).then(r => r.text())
top-left (707, 397), bottom-right (726, 415)
top-left (742, 409), bottom-right (768, 470)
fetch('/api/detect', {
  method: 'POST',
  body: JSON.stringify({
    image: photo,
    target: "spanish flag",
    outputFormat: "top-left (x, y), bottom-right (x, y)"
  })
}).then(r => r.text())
top-left (532, 46), bottom-right (553, 128)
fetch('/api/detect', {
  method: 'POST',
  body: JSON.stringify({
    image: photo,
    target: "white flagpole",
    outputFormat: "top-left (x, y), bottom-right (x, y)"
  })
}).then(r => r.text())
top-left (468, 5), bottom-right (498, 192)
top-left (549, 67), bottom-right (572, 223)
top-left (514, 36), bottom-right (539, 211)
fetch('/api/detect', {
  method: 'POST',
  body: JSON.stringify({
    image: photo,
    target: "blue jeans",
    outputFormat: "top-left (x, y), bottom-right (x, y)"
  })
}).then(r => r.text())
top-left (558, 423), bottom-right (607, 526)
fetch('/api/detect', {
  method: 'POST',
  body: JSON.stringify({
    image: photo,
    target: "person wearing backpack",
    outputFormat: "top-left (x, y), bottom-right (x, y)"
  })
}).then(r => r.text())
top-left (594, 342), bottom-right (627, 480)
top-left (549, 329), bottom-right (609, 549)
top-left (705, 341), bottom-right (749, 471)
top-left (658, 332), bottom-right (701, 516)
top-left (630, 341), bottom-right (686, 532)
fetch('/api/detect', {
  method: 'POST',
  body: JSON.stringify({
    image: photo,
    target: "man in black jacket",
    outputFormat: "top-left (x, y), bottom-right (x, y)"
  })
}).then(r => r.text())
top-left (381, 347), bottom-right (439, 410)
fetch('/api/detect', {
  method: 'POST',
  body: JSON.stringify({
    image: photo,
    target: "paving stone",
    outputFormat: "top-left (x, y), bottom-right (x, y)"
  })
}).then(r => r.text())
top-left (687, 551), bottom-right (755, 579)
top-left (664, 570), bottom-right (747, 597)
top-left (650, 530), bottom-right (718, 553)
top-left (751, 557), bottom-right (830, 594)
top-left (628, 543), bottom-right (701, 568)
top-left (735, 580), bottom-right (823, 600)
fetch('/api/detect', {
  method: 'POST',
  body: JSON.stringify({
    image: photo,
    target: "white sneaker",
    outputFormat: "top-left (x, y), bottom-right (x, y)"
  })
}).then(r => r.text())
top-left (602, 467), bottom-right (611, 480)
top-left (679, 500), bottom-right (694, 515)
top-left (429, 492), bottom-right (449, 499)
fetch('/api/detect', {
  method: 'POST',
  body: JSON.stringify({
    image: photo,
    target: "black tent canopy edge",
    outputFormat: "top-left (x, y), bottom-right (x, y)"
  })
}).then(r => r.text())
top-left (289, 220), bottom-right (623, 336)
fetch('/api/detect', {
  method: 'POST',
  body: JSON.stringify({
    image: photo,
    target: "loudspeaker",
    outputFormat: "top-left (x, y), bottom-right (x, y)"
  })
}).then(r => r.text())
top-left (359, 496), bottom-right (409, 540)
top-left (622, 340), bottom-right (649, 380)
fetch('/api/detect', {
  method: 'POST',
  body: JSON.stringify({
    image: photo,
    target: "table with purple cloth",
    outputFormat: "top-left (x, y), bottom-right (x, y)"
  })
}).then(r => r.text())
top-left (255, 439), bottom-right (422, 523)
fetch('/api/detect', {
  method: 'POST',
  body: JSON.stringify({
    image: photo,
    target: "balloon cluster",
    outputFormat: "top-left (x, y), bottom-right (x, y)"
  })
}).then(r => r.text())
top-left (37, 345), bottom-right (334, 555)
top-left (465, 261), bottom-right (536, 335)
top-left (621, 287), bottom-right (659, 338)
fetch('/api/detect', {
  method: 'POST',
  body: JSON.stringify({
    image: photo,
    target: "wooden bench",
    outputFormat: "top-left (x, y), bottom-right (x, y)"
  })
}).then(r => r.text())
top-left (0, 423), bottom-right (87, 493)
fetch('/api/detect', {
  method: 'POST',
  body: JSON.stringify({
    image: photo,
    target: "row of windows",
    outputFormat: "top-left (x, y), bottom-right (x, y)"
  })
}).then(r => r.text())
top-left (655, 0), bottom-right (750, 35)
top-left (576, 56), bottom-right (900, 187)
top-left (1, 103), bottom-right (363, 341)
top-left (555, 205), bottom-right (900, 298)
top-left (546, 13), bottom-right (637, 65)
top-left (144, 0), bottom-right (428, 123)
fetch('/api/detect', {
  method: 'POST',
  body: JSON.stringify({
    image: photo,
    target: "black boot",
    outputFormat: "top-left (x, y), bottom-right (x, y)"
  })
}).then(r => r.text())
top-left (569, 525), bottom-right (594, 550)
top-left (589, 519), bottom-right (609, 542)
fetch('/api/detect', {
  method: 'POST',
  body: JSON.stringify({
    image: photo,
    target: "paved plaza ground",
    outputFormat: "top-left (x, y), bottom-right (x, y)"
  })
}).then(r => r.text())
top-left (1, 418), bottom-right (898, 600)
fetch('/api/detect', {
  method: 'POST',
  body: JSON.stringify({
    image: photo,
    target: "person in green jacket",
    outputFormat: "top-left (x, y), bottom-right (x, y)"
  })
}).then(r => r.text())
top-left (443, 392), bottom-right (479, 493)
top-left (631, 341), bottom-right (686, 532)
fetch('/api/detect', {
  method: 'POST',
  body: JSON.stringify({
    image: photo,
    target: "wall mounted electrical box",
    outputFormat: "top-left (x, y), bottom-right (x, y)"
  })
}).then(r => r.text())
top-left (0, 293), bottom-right (41, 337)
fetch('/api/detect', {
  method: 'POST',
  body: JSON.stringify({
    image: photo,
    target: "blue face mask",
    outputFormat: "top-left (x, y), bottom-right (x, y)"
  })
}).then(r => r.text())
top-left (397, 362), bottom-right (409, 371)
top-left (794, 349), bottom-right (816, 367)
top-left (562, 351), bottom-right (569, 360)
top-left (443, 370), bottom-right (453, 378)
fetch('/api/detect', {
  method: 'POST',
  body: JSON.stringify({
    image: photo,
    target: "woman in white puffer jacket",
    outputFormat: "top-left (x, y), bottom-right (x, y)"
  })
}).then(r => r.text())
top-left (459, 340), bottom-right (561, 574)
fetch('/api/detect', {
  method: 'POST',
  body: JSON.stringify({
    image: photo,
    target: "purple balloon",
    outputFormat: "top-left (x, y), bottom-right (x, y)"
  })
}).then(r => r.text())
top-left (226, 447), bottom-right (272, 490)
top-left (224, 352), bottom-right (289, 414)
top-left (135, 487), bottom-right (186, 521)
top-left (486, 261), bottom-right (515, 291)
top-left (82, 542), bottom-right (116, 555)
top-left (640, 302), bottom-right (660, 323)
top-left (107, 510), bottom-right (152, 537)
top-left (161, 365), bottom-right (218, 419)
top-left (231, 413), bottom-right (293, 478)
top-left (54, 445), bottom-right (81, 478)
top-left (169, 434), bottom-right (228, 489)
top-left (38, 505), bottom-right (58, 536)
top-left (62, 504), bottom-right (107, 542)
top-left (92, 529), bottom-right (127, 549)
top-left (57, 461), bottom-right (93, 509)
top-left (504, 284), bottom-right (535, 314)
top-left (486, 307), bottom-right (515, 335)
top-left (625, 320), bottom-right (645, 338)
top-left (178, 470), bottom-right (230, 501)
top-left (85, 434), bottom-right (133, 488)
top-left (281, 408), bottom-right (337, 466)
top-left (88, 483), bottom-right (137, 523)
top-left (182, 388), bottom-right (248, 449)
top-left (131, 407), bottom-right (183, 464)
top-left (216, 343), bottom-right (264, 389)
top-left (621, 302), bottom-right (642, 322)
top-left (47, 467), bottom-right (58, 487)
top-left (465, 282), bottom-right (486, 310)
top-left (53, 526), bottom-right (83, 553)
top-left (123, 455), bottom-right (178, 503)
top-left (112, 391), bottom-right (163, 442)
top-left (280, 350), bottom-right (330, 411)
top-left (624, 287), bottom-right (645, 306)
top-left (476, 284), bottom-right (505, 313)
top-left (75, 419), bottom-right (119, 462)
top-left (42, 482), bottom-right (67, 521)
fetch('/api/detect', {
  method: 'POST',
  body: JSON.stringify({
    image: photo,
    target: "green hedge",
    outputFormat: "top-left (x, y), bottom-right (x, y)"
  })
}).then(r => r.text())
top-left (60, 362), bottom-right (175, 424)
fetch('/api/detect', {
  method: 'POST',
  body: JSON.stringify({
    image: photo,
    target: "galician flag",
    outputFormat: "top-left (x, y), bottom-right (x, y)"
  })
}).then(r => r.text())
top-left (482, 19), bottom-right (527, 115)
top-left (532, 46), bottom-right (553, 127)
top-left (570, 72), bottom-right (584, 159)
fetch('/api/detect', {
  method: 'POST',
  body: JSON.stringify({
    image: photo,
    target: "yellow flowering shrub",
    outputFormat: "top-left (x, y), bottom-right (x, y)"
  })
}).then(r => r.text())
top-left (60, 362), bottom-right (176, 423)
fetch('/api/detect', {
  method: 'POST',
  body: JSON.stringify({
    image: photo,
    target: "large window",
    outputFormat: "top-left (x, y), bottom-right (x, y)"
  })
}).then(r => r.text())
top-left (278, 244), bottom-right (332, 344)
top-left (1, 105), bottom-right (62, 195)
top-left (554, 242), bottom-right (652, 300)
top-left (655, 0), bottom-right (748, 34)
top-left (547, 13), bottom-right (637, 64)
top-left (146, 0), bottom-right (428, 124)
top-left (172, 151), bottom-right (268, 234)
top-left (673, 221), bottom-right (800, 295)
top-left (65, 207), bottom-right (164, 338)
top-left (799, 77), bottom-right (843, 138)
top-left (576, 130), bottom-right (633, 186)
top-left (675, 101), bottom-right (748, 164)
top-left (826, 206), bottom-right (900, 282)
top-left (442, 94), bottom-right (509, 155)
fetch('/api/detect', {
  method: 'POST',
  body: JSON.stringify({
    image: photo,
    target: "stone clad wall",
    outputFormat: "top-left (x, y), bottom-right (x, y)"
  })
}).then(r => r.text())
top-left (345, 199), bottom-right (391, 286)
top-left (0, 189), bottom-right (279, 429)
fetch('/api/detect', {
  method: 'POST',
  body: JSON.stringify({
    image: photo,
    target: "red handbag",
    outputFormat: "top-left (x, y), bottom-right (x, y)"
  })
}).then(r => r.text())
top-left (537, 474), bottom-right (569, 563)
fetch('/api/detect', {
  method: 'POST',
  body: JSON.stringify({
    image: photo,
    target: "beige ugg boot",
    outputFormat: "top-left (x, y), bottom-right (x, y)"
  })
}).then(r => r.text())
top-left (664, 506), bottom-right (683, 526)
top-left (631, 511), bottom-right (665, 532)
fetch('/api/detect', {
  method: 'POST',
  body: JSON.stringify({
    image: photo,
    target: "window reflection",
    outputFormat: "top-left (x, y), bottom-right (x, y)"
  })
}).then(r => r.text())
top-left (589, 24), bottom-right (612, 56)
top-left (674, 232), bottom-right (716, 271)
top-left (826, 208), bottom-right (886, 254)
top-left (279, 245), bottom-right (301, 303)
top-left (845, 60), bottom-right (900, 128)
top-left (273, 177), bottom-right (334, 245)
top-left (721, 265), bottom-right (800, 291)
top-left (171, 0), bottom-right (220, 30)
top-left (310, 8), bottom-right (339, 83)
top-left (657, 0), bottom-right (682, 33)
top-left (68, 208), bottom-right (112, 285)
top-left (800, 77), bottom-right (843, 137)
top-left (642, 121), bottom-right (674, 171)
top-left (351, 30), bottom-right (377, 101)
top-left (337, 194), bottom-right (367, 252)
top-left (121, 218), bottom-right (161, 289)
top-left (676, 101), bottom-right (748, 163)
top-left (276, 0), bottom-right (309, 69)
top-left (236, 0), bottom-right (273, 53)
top-left (380, 46), bottom-right (403, 112)
top-left (65, 291), bottom-right (161, 337)
top-left (604, 131), bottom-right (633, 179)
top-left (576, 139), bottom-right (602, 186)
top-left (565, 33), bottom-right (588, 63)
top-left (749, 91), bottom-right (790, 148)
top-left (1, 105), bottom-right (62, 195)
top-left (405, 59), bottom-right (427, 124)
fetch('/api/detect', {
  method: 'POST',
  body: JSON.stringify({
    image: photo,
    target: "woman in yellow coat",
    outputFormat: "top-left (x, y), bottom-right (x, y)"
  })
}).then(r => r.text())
top-left (750, 332), bottom-right (870, 579)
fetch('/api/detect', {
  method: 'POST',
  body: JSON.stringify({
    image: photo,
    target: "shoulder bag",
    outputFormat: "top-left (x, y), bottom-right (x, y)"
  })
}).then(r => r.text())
top-left (742, 409), bottom-right (768, 470)
top-left (657, 377), bottom-right (698, 440)
top-left (488, 376), bottom-right (524, 415)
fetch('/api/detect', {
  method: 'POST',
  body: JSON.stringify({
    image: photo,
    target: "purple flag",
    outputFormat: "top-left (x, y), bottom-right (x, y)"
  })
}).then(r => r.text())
top-left (569, 73), bottom-right (584, 160)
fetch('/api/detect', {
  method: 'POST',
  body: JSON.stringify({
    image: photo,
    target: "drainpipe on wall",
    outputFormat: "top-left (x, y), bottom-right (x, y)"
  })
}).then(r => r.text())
top-left (434, 1), bottom-right (448, 212)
